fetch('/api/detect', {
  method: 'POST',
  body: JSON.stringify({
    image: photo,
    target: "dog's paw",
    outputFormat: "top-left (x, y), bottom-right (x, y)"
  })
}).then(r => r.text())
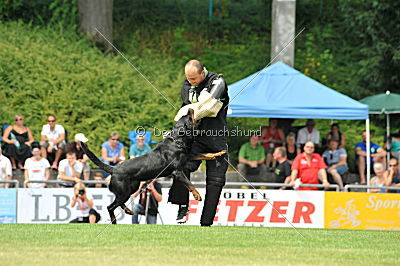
top-left (124, 207), bottom-right (134, 215)
top-left (192, 190), bottom-right (202, 201)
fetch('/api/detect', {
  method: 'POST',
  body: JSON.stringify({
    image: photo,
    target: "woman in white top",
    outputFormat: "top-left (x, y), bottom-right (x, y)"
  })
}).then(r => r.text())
top-left (371, 163), bottom-right (387, 193)
top-left (24, 146), bottom-right (50, 188)
top-left (70, 183), bottom-right (101, 223)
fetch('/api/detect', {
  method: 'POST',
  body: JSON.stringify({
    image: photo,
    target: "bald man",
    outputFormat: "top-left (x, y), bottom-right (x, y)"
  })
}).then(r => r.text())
top-left (168, 59), bottom-right (229, 226)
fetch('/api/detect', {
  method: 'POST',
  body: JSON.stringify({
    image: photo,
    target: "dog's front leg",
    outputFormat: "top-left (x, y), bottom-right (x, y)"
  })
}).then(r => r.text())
top-left (174, 170), bottom-right (202, 201)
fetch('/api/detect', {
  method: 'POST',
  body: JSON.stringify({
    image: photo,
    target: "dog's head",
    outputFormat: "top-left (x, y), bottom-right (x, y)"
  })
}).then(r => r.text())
top-left (172, 108), bottom-right (197, 145)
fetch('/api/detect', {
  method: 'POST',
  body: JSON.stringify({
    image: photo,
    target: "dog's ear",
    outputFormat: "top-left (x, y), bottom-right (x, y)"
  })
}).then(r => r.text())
top-left (188, 108), bottom-right (195, 124)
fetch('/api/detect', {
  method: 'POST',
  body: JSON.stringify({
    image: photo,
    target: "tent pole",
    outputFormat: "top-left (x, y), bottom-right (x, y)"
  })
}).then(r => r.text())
top-left (366, 118), bottom-right (371, 192)
top-left (387, 113), bottom-right (390, 170)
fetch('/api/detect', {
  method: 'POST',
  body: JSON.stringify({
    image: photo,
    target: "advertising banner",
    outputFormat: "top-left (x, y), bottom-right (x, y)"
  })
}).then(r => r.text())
top-left (17, 188), bottom-right (324, 228)
top-left (185, 189), bottom-right (324, 228)
top-left (324, 191), bottom-right (400, 231)
top-left (0, 188), bottom-right (17, 224)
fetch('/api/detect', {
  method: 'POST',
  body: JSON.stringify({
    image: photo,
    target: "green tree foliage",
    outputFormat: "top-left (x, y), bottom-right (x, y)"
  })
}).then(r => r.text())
top-left (0, 0), bottom-right (398, 165)
top-left (0, 21), bottom-right (183, 150)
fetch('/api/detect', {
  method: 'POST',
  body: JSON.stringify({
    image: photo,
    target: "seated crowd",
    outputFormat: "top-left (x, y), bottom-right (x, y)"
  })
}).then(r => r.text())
top-left (237, 119), bottom-right (400, 192)
top-left (1, 115), bottom-right (400, 193)
top-left (0, 114), bottom-right (128, 188)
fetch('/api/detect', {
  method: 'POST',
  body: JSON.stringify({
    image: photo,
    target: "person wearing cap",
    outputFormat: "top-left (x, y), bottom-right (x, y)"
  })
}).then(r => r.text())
top-left (0, 146), bottom-right (13, 188)
top-left (296, 119), bottom-right (320, 152)
top-left (65, 133), bottom-right (91, 180)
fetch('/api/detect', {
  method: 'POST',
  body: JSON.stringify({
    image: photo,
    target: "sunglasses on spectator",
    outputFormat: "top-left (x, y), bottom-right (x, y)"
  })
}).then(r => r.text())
top-left (15, 118), bottom-right (24, 121)
top-left (111, 138), bottom-right (119, 141)
top-left (390, 164), bottom-right (398, 167)
top-left (48, 120), bottom-right (56, 122)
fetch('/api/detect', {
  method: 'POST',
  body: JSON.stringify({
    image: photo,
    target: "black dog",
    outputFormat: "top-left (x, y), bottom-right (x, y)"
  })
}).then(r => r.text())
top-left (80, 110), bottom-right (201, 224)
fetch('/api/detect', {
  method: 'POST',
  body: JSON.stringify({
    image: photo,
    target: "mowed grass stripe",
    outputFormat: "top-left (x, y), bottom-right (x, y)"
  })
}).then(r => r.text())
top-left (0, 224), bottom-right (398, 265)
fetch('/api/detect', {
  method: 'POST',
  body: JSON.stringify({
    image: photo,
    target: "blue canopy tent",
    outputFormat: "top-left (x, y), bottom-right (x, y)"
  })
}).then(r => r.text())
top-left (227, 62), bottom-right (368, 120)
top-left (227, 62), bottom-right (372, 186)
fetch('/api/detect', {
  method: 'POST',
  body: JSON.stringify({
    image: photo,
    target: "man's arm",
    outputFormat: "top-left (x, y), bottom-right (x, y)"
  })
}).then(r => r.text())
top-left (24, 169), bottom-right (32, 188)
top-left (43, 168), bottom-right (50, 188)
top-left (238, 158), bottom-right (256, 167)
top-left (355, 147), bottom-right (366, 157)
top-left (289, 170), bottom-right (298, 187)
top-left (59, 171), bottom-right (81, 183)
top-left (148, 183), bottom-right (162, 202)
top-left (331, 155), bottom-right (347, 168)
top-left (375, 147), bottom-right (387, 157)
top-left (53, 133), bottom-right (65, 145)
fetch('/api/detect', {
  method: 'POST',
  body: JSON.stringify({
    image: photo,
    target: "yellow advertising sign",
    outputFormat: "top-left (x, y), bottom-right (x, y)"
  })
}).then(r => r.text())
top-left (325, 191), bottom-right (400, 231)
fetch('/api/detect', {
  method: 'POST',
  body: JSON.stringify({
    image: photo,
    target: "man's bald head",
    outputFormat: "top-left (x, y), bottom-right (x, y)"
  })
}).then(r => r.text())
top-left (185, 59), bottom-right (205, 86)
top-left (185, 60), bottom-right (203, 74)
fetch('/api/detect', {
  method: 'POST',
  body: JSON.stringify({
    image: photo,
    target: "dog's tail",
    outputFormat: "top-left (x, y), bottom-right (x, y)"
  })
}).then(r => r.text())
top-left (80, 141), bottom-right (114, 174)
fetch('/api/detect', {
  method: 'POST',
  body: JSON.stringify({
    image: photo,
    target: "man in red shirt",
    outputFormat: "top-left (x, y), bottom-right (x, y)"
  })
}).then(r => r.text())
top-left (290, 141), bottom-right (330, 190)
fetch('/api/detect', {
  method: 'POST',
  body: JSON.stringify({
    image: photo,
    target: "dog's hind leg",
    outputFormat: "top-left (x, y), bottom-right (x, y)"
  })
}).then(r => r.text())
top-left (120, 203), bottom-right (134, 215)
top-left (107, 201), bottom-right (120, 224)
top-left (107, 195), bottom-right (131, 224)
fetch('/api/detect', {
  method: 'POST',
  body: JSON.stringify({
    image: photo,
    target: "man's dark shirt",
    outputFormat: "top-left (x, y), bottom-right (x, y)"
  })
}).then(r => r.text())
top-left (180, 71), bottom-right (229, 146)
top-left (139, 181), bottom-right (162, 216)
top-left (274, 160), bottom-right (291, 183)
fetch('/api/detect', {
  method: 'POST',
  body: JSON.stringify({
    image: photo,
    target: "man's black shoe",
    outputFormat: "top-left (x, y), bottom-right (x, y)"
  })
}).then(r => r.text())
top-left (176, 205), bottom-right (189, 224)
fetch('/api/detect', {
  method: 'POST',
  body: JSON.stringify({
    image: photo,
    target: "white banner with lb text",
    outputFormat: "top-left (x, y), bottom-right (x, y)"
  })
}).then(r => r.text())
top-left (16, 188), bottom-right (324, 228)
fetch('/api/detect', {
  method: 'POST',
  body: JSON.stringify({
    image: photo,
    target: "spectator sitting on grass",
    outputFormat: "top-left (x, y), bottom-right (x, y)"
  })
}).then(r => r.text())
top-left (24, 145), bottom-right (50, 188)
top-left (237, 135), bottom-right (267, 183)
top-left (0, 146), bottom-right (12, 188)
top-left (57, 152), bottom-right (83, 187)
top-left (370, 163), bottom-right (387, 193)
top-left (355, 131), bottom-right (386, 184)
top-left (322, 139), bottom-right (347, 190)
top-left (385, 157), bottom-right (400, 193)
top-left (40, 115), bottom-right (66, 169)
top-left (70, 183), bottom-right (101, 223)
top-left (129, 134), bottom-right (151, 159)
top-left (66, 133), bottom-right (90, 181)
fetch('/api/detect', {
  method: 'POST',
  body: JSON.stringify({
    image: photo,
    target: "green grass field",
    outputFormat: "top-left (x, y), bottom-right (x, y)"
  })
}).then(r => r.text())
top-left (0, 224), bottom-right (399, 265)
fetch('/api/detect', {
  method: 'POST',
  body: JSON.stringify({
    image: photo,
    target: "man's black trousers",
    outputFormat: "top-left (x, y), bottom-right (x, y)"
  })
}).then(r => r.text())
top-left (168, 140), bottom-right (228, 226)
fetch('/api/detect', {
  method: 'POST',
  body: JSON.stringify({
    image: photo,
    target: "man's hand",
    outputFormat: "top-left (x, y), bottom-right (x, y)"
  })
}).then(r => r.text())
top-left (74, 177), bottom-right (82, 183)
top-left (248, 161), bottom-right (258, 168)
top-left (147, 182), bottom-right (154, 192)
top-left (112, 155), bottom-right (118, 163)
